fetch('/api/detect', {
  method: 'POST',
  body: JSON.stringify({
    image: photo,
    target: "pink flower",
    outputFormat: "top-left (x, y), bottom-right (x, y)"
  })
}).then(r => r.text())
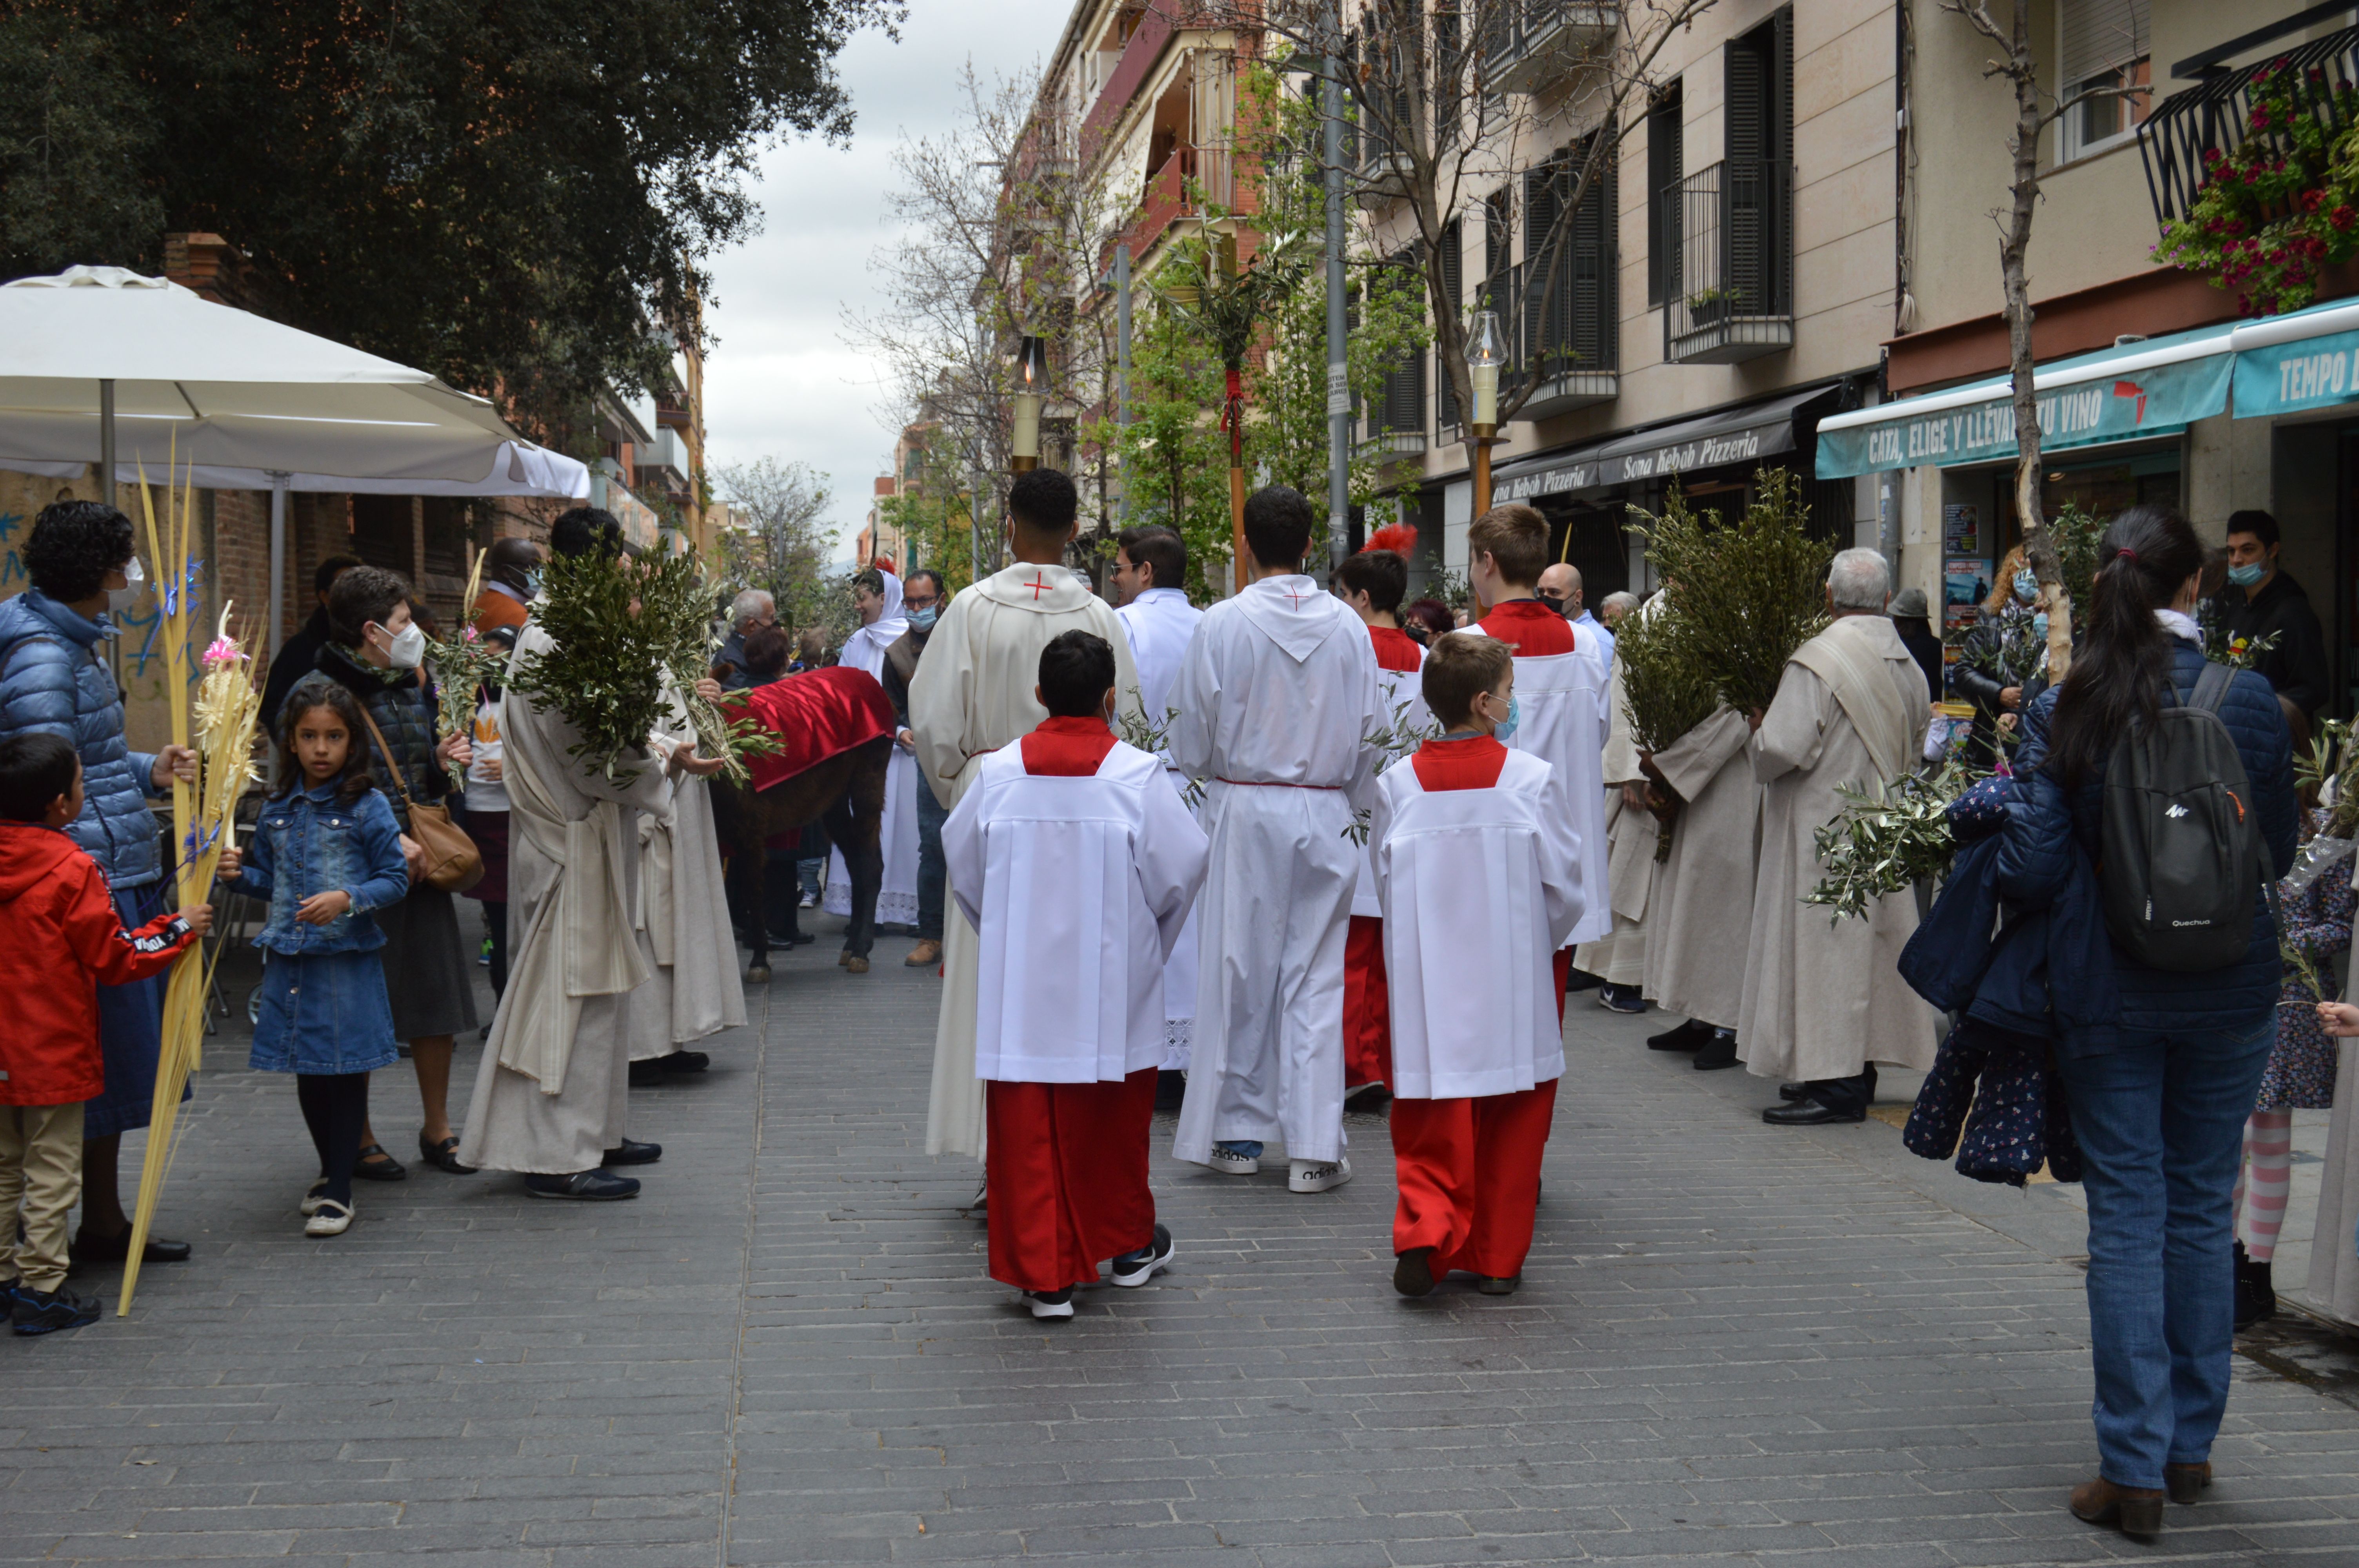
top-left (462, 625), bottom-right (481, 643)
top-left (202, 636), bottom-right (244, 666)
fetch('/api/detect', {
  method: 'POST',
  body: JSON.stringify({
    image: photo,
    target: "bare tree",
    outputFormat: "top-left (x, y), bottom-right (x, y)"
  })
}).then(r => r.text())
top-left (1944, 0), bottom-right (2147, 682)
top-left (1192, 0), bottom-right (1719, 426)
top-left (712, 456), bottom-right (842, 637)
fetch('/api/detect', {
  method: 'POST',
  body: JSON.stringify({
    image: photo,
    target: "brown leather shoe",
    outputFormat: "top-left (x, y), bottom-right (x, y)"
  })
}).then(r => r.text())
top-left (2165, 1461), bottom-right (2212, 1505)
top-left (2070, 1477), bottom-right (2165, 1538)
top-left (905, 939), bottom-right (942, 967)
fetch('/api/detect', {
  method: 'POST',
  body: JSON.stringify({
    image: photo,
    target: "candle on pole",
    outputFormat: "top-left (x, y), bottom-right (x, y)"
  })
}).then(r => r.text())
top-left (1009, 334), bottom-right (1047, 474)
top-left (1466, 309), bottom-right (1505, 616)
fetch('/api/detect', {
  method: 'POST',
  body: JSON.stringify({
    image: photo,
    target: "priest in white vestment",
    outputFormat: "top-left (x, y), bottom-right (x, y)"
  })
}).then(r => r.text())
top-left (1335, 532), bottom-right (1429, 1093)
top-left (1374, 633), bottom-right (1583, 1298)
top-left (1468, 506), bottom-right (1610, 984)
top-left (946, 630), bottom-right (1209, 1318)
top-left (1739, 549), bottom-right (1941, 1124)
top-left (911, 470), bottom-right (1140, 1166)
top-left (623, 684), bottom-right (747, 1075)
top-left (1574, 609), bottom-right (1656, 1011)
top-left (1168, 485), bottom-right (1381, 1192)
top-left (457, 620), bottom-right (726, 1194)
top-left (1113, 524), bottom-right (1205, 1080)
top-left (828, 567), bottom-right (921, 931)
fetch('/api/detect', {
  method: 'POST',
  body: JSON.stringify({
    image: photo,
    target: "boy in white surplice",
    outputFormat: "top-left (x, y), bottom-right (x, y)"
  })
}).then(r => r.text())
top-left (942, 632), bottom-right (1210, 1320)
top-left (1372, 633), bottom-right (1585, 1300)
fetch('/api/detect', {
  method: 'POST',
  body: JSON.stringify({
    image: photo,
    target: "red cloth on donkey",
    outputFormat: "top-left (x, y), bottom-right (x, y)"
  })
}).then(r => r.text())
top-left (730, 668), bottom-right (898, 793)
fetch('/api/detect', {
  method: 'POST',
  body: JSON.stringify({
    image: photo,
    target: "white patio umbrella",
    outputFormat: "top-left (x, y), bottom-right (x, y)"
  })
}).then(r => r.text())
top-left (0, 266), bottom-right (591, 652)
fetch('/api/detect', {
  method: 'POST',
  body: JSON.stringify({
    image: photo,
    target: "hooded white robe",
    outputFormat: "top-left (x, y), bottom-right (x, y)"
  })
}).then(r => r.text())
top-left (1737, 614), bottom-right (1941, 1082)
top-left (623, 693), bottom-right (747, 1060)
top-left (828, 568), bottom-right (921, 928)
top-left (1641, 706), bottom-right (1761, 1031)
top-left (910, 562), bottom-right (1141, 1159)
top-left (1167, 575), bottom-right (1381, 1167)
top-left (945, 738), bottom-right (1209, 1084)
top-left (1117, 585), bottom-right (1206, 1070)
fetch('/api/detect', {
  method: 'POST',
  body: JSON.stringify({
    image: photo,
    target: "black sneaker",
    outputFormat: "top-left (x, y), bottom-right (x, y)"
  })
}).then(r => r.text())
top-left (524, 1170), bottom-right (641, 1200)
top-left (1110, 1224), bottom-right (1175, 1287)
top-left (1597, 984), bottom-right (1648, 1014)
top-left (13, 1285), bottom-right (101, 1336)
top-left (1024, 1287), bottom-right (1076, 1319)
top-left (1393, 1247), bottom-right (1437, 1298)
top-left (600, 1139), bottom-right (663, 1167)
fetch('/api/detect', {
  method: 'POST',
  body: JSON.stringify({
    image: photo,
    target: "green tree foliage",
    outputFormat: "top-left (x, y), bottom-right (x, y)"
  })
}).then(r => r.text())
top-left (1090, 298), bottom-right (1234, 601)
top-left (0, 0), bottom-right (896, 428)
top-left (877, 488), bottom-right (978, 598)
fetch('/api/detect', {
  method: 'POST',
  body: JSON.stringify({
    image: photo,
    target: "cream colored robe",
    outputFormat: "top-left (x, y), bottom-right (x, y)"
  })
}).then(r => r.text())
top-left (458, 621), bottom-right (672, 1176)
top-left (1642, 706), bottom-right (1760, 1031)
top-left (623, 698), bottom-right (746, 1060)
top-left (1736, 615), bottom-right (1940, 1083)
top-left (909, 561), bottom-right (1140, 1160)
top-left (1575, 615), bottom-right (1655, 985)
top-left (2310, 1039), bottom-right (2359, 1327)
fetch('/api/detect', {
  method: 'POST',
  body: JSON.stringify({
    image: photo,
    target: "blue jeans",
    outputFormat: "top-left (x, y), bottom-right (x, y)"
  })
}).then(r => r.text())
top-left (2055, 1016), bottom-right (2272, 1490)
top-left (915, 779), bottom-right (949, 941)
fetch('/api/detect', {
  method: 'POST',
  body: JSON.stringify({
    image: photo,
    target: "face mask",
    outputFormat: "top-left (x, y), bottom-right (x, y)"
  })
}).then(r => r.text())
top-left (107, 555), bottom-right (145, 615)
top-left (2012, 570), bottom-right (2038, 604)
top-left (376, 621), bottom-right (427, 670)
top-left (907, 606), bottom-right (938, 632)
top-left (1490, 693), bottom-right (1520, 743)
top-left (2033, 612), bottom-right (2050, 640)
top-left (522, 568), bottom-right (543, 598)
top-left (2228, 562), bottom-right (2266, 588)
top-left (1536, 592), bottom-right (1566, 618)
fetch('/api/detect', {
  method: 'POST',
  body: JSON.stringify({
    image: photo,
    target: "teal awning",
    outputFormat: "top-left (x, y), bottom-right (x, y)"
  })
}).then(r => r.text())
top-left (1816, 319), bottom-right (2235, 480)
top-left (2228, 298), bottom-right (2359, 416)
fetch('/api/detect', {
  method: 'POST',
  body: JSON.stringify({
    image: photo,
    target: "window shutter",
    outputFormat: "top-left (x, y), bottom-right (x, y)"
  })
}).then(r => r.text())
top-left (1383, 247), bottom-right (1427, 434)
top-left (1647, 83), bottom-right (1682, 308)
top-left (1439, 219), bottom-right (1463, 426)
top-left (1525, 160), bottom-right (1564, 371)
top-left (1570, 149), bottom-right (1616, 371)
top-left (2061, 0), bottom-right (2150, 88)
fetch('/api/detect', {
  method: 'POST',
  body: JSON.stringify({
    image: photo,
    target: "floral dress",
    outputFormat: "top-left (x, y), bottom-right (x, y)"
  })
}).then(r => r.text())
top-left (2262, 818), bottom-right (2352, 1111)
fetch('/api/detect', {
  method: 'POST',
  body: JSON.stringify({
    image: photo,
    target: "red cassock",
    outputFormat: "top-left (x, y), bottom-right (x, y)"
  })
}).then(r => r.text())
top-left (1343, 624), bottom-right (1428, 1089)
top-left (971, 719), bottom-right (1194, 1292)
top-left (1377, 735), bottom-right (1579, 1282)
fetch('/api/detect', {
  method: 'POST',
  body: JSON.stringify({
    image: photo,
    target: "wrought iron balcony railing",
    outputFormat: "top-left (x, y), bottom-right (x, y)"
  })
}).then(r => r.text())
top-left (1660, 159), bottom-right (1792, 365)
top-left (2137, 23), bottom-right (2359, 228)
top-left (1484, 2), bottom-right (1624, 97)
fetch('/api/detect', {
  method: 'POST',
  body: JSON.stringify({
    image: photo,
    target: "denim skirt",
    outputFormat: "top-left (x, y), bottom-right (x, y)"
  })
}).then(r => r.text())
top-left (249, 950), bottom-right (402, 1075)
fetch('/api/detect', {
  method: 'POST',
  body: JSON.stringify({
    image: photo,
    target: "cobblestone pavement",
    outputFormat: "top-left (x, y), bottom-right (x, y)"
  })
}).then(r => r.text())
top-left (6, 912), bottom-right (2359, 1568)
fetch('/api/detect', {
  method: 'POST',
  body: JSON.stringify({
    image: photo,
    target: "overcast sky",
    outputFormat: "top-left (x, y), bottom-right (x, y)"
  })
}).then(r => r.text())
top-left (702, 3), bottom-right (1046, 561)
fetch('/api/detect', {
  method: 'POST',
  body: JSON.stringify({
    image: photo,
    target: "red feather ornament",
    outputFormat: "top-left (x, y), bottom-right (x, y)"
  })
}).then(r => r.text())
top-left (1361, 523), bottom-right (1419, 555)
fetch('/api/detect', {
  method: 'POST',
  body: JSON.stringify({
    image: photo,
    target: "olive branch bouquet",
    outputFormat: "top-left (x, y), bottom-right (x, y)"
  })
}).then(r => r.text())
top-left (1116, 697), bottom-right (1206, 810)
top-left (1803, 757), bottom-right (1988, 922)
top-left (1345, 697), bottom-right (1443, 846)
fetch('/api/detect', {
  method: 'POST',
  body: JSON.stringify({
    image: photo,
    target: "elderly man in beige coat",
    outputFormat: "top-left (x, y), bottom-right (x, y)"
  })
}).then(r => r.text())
top-left (1737, 548), bottom-right (1942, 1125)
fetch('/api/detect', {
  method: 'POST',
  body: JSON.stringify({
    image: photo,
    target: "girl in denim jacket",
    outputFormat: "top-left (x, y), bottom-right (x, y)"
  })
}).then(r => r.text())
top-left (216, 684), bottom-right (408, 1236)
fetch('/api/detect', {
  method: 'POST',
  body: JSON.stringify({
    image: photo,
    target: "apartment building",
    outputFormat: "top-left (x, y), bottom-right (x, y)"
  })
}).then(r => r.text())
top-left (1350, 0), bottom-right (1899, 604)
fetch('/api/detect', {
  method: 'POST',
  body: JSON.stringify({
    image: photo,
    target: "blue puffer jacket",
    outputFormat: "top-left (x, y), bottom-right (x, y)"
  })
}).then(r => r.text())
top-left (2001, 636), bottom-right (2298, 1036)
top-left (0, 589), bottom-right (164, 890)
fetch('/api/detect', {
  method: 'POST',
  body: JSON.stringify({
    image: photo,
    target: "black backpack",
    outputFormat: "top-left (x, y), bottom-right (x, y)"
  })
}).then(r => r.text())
top-left (2098, 661), bottom-right (2262, 971)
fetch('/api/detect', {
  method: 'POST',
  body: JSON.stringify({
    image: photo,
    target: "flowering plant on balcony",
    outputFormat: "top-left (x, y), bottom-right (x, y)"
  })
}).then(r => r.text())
top-left (2153, 61), bottom-right (2359, 315)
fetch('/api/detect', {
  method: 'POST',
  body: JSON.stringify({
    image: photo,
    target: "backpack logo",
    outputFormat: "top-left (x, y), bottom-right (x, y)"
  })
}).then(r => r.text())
top-left (2165, 804), bottom-right (2189, 819)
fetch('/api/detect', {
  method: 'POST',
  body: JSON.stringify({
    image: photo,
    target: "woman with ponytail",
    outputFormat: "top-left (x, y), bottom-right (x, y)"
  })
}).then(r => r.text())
top-left (2001, 504), bottom-right (2297, 1538)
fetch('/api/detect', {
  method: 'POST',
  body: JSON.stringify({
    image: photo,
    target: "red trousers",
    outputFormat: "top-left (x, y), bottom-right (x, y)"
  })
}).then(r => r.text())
top-left (1390, 1078), bottom-right (1559, 1280)
top-left (1343, 915), bottom-right (1392, 1089)
top-left (985, 1067), bottom-right (1158, 1292)
top-left (1553, 947), bottom-right (1573, 1024)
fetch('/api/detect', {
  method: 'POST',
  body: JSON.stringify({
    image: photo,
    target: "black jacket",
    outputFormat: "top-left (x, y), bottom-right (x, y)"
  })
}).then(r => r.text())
top-left (259, 607), bottom-right (334, 736)
top-left (1893, 617), bottom-right (1946, 704)
top-left (879, 627), bottom-right (930, 726)
top-left (2208, 570), bottom-right (2331, 716)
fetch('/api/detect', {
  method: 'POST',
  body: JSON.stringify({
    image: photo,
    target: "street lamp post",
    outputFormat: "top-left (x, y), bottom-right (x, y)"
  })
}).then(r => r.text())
top-left (1466, 309), bottom-right (1505, 616)
top-left (1010, 335), bottom-right (1047, 474)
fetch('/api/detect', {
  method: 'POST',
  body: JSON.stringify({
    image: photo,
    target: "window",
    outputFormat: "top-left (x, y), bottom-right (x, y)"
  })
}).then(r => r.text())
top-left (1645, 82), bottom-right (1682, 309)
top-left (1526, 143), bottom-right (1618, 374)
top-left (1439, 218), bottom-right (1464, 428)
top-left (2057, 0), bottom-right (2152, 162)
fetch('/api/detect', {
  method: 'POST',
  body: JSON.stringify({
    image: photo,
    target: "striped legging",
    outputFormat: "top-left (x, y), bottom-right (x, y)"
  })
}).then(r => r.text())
top-left (2230, 1110), bottom-right (2295, 1261)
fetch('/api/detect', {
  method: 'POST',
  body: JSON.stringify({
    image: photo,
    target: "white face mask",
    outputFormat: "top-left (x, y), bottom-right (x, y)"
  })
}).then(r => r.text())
top-left (106, 555), bottom-right (145, 615)
top-left (376, 621), bottom-right (427, 669)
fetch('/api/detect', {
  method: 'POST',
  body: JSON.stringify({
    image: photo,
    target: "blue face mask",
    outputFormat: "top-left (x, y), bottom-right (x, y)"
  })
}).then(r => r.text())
top-left (2012, 570), bottom-right (2038, 604)
top-left (2228, 562), bottom-right (2267, 588)
top-left (522, 568), bottom-right (543, 598)
top-left (2032, 612), bottom-right (2050, 640)
top-left (1493, 693), bottom-right (1520, 743)
top-left (907, 605), bottom-right (938, 632)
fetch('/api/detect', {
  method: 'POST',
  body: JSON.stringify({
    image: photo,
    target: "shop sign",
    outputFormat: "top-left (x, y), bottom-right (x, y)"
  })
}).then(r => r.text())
top-left (2232, 328), bottom-right (2359, 416)
top-left (1816, 353), bottom-right (2231, 479)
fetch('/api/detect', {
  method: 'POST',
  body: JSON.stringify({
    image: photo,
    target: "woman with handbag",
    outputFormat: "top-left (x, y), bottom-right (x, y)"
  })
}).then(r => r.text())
top-left (287, 566), bottom-right (482, 1177)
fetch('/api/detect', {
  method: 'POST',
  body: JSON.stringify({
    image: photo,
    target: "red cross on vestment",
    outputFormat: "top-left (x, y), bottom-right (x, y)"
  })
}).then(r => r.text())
top-left (1283, 586), bottom-right (1309, 607)
top-left (1024, 572), bottom-right (1052, 601)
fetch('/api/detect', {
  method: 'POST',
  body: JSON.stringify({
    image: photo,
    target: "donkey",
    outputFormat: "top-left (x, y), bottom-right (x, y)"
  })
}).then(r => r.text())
top-left (710, 735), bottom-right (892, 982)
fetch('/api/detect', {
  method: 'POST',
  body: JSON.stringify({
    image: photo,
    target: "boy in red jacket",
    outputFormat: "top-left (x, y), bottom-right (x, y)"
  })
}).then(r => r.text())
top-left (0, 734), bottom-right (210, 1335)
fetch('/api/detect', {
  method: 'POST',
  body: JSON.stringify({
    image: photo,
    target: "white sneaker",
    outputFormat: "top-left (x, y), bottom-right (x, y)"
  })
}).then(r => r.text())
top-left (304, 1199), bottom-right (355, 1237)
top-left (1109, 1225), bottom-right (1175, 1287)
top-left (1289, 1155), bottom-right (1352, 1194)
top-left (299, 1178), bottom-right (329, 1216)
top-left (1023, 1288), bottom-right (1075, 1319)
top-left (1204, 1146), bottom-right (1259, 1176)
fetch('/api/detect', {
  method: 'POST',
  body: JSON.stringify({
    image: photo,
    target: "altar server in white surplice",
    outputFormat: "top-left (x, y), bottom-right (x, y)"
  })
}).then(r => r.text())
top-left (828, 566), bottom-right (921, 932)
top-left (1467, 506), bottom-right (1609, 1002)
top-left (911, 470), bottom-right (1141, 1168)
top-left (1113, 524), bottom-right (1205, 1082)
top-left (1168, 485), bottom-right (1381, 1194)
top-left (1374, 633), bottom-right (1584, 1299)
top-left (945, 631), bottom-right (1209, 1319)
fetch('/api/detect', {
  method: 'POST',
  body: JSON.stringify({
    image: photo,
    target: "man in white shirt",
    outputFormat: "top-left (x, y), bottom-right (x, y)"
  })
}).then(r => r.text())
top-left (1168, 485), bottom-right (1381, 1193)
top-left (1112, 525), bottom-right (1204, 1101)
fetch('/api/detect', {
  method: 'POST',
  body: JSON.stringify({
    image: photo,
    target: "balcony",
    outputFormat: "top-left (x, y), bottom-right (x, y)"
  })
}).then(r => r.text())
top-left (1660, 160), bottom-right (1792, 364)
top-left (1487, 2), bottom-right (1624, 97)
top-left (1080, 6), bottom-right (1202, 156)
top-left (1115, 145), bottom-right (1232, 261)
top-left (1518, 228), bottom-right (1619, 417)
top-left (2137, 23), bottom-right (2359, 227)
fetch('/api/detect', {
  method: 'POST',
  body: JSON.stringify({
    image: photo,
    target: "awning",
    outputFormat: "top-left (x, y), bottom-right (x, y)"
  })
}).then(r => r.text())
top-left (1492, 383), bottom-right (1845, 504)
top-left (2226, 298), bottom-right (2359, 416)
top-left (1815, 319), bottom-right (2235, 480)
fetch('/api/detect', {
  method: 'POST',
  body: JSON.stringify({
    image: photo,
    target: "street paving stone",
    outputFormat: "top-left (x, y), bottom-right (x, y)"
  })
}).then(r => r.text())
top-left (4, 914), bottom-right (2359, 1566)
